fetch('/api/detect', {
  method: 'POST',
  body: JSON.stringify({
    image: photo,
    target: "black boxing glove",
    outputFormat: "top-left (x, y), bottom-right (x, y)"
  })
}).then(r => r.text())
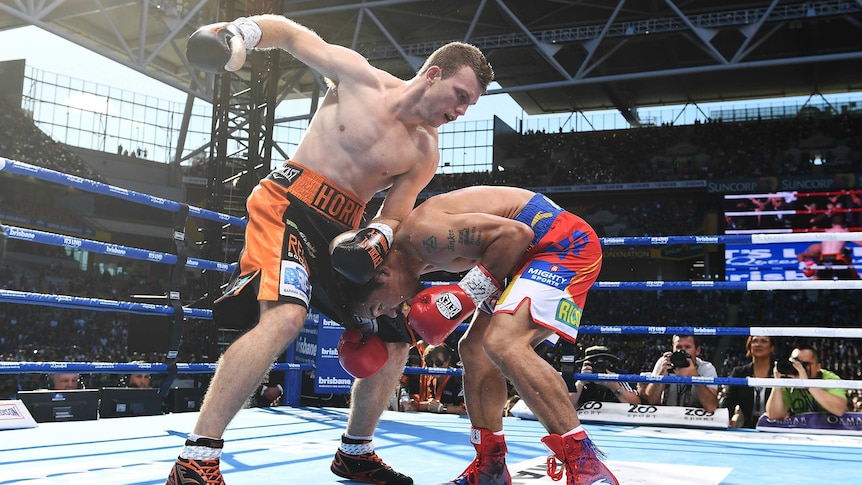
top-left (331, 223), bottom-right (394, 284)
top-left (186, 17), bottom-right (262, 73)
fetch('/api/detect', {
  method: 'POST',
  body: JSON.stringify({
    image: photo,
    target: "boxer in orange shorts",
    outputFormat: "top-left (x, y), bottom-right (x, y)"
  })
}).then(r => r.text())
top-left (170, 12), bottom-right (492, 485)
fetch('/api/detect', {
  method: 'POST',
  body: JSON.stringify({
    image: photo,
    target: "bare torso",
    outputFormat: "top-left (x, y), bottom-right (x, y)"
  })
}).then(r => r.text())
top-left (290, 77), bottom-right (438, 203)
top-left (821, 225), bottom-right (848, 254)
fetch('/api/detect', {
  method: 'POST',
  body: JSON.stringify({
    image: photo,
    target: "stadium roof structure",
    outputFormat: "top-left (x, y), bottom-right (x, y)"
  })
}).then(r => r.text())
top-left (1, 0), bottom-right (862, 126)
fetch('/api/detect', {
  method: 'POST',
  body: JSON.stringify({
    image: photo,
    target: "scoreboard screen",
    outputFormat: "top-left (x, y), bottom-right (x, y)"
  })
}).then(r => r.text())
top-left (723, 190), bottom-right (862, 281)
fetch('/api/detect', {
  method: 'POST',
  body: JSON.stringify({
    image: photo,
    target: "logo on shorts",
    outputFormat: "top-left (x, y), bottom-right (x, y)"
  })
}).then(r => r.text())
top-left (270, 165), bottom-right (302, 184)
top-left (555, 298), bottom-right (582, 328)
top-left (531, 211), bottom-right (554, 227)
top-left (280, 261), bottom-right (310, 304)
top-left (551, 230), bottom-right (590, 258)
top-left (311, 183), bottom-right (362, 227)
top-left (525, 260), bottom-right (570, 288)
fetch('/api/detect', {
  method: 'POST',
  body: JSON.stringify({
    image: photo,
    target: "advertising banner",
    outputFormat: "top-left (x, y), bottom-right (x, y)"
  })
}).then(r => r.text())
top-left (313, 310), bottom-right (354, 394)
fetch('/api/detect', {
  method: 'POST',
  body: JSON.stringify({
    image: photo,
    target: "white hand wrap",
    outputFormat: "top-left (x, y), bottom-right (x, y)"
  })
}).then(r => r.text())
top-left (457, 265), bottom-right (502, 306)
top-left (367, 222), bottom-right (394, 247)
top-left (231, 17), bottom-right (262, 49)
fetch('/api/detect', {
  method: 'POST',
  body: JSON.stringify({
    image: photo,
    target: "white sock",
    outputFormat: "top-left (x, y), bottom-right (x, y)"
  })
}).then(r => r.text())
top-left (344, 433), bottom-right (373, 441)
top-left (179, 443), bottom-right (223, 460)
top-left (561, 425), bottom-right (585, 438)
top-left (340, 434), bottom-right (374, 455)
top-left (180, 434), bottom-right (223, 460)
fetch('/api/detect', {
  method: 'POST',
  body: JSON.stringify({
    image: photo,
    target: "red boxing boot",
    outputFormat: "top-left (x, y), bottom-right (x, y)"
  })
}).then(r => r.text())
top-left (443, 427), bottom-right (511, 485)
top-left (541, 431), bottom-right (619, 485)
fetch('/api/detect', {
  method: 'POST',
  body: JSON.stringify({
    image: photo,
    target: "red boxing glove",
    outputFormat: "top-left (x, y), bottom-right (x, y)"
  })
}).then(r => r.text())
top-left (802, 259), bottom-right (817, 278)
top-left (408, 284), bottom-right (476, 345)
top-left (337, 328), bottom-right (388, 378)
top-left (408, 265), bottom-right (502, 345)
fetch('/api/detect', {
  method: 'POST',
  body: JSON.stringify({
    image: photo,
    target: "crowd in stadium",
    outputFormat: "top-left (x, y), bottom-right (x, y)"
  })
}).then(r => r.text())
top-left (0, 104), bottom-right (105, 182)
top-left (1, 98), bottom-right (861, 413)
top-left (426, 110), bottom-right (862, 191)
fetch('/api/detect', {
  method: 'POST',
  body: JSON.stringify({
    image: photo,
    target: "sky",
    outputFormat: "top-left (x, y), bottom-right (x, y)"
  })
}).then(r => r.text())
top-left (0, 25), bottom-right (529, 126)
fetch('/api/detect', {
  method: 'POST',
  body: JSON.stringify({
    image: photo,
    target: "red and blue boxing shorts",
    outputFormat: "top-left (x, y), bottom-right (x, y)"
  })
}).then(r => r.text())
top-left (491, 193), bottom-right (602, 343)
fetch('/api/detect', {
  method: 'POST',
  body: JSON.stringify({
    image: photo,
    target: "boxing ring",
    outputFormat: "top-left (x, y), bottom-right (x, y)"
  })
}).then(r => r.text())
top-left (1, 157), bottom-right (861, 484)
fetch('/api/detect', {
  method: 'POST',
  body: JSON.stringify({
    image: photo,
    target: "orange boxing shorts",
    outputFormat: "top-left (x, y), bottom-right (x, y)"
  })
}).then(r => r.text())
top-left (213, 161), bottom-right (365, 328)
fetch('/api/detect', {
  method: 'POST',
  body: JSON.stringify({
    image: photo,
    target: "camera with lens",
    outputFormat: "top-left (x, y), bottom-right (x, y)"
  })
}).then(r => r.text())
top-left (669, 349), bottom-right (692, 369)
top-left (776, 357), bottom-right (800, 376)
top-left (590, 358), bottom-right (612, 374)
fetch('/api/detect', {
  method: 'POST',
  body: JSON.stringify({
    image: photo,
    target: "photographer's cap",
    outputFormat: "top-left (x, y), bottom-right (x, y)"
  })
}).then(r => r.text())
top-left (576, 345), bottom-right (619, 363)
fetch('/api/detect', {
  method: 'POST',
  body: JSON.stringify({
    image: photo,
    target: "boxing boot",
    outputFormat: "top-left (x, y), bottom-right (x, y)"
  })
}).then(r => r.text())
top-left (166, 437), bottom-right (225, 485)
top-left (443, 427), bottom-right (511, 485)
top-left (541, 431), bottom-right (619, 485)
top-left (331, 435), bottom-right (413, 485)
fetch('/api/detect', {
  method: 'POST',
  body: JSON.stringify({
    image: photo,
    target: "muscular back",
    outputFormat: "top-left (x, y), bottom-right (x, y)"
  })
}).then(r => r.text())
top-left (398, 186), bottom-right (537, 274)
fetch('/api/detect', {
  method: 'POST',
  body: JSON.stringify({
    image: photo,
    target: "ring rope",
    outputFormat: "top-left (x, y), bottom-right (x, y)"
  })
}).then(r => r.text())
top-left (0, 361), bottom-right (857, 391)
top-left (4, 286), bottom-right (857, 340)
top-left (572, 373), bottom-right (862, 390)
top-left (7, 280), bottom-right (862, 321)
top-left (0, 158), bottom-right (246, 228)
top-left (0, 362), bottom-right (310, 374)
top-left (5, 158), bottom-right (860, 247)
top-left (592, 280), bottom-right (862, 290)
top-left (425, 280), bottom-right (862, 290)
top-left (575, 325), bottom-right (862, 338)
top-left (3, 224), bottom-right (235, 273)
top-left (728, 227), bottom-right (862, 234)
top-left (599, 232), bottom-right (862, 246)
top-left (0, 289), bottom-right (212, 318)
top-left (2, 157), bottom-right (860, 397)
top-left (14, 221), bottom-right (858, 275)
top-left (454, 323), bottom-right (862, 338)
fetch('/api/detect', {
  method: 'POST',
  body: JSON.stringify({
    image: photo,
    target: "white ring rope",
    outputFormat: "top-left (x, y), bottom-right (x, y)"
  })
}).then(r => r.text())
top-left (599, 232), bottom-right (862, 246)
top-left (1, 156), bottom-right (859, 396)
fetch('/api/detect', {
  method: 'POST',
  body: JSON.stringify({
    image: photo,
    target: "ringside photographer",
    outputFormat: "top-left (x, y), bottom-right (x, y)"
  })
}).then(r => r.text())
top-left (568, 345), bottom-right (640, 407)
top-left (765, 343), bottom-right (848, 420)
top-left (643, 334), bottom-right (719, 412)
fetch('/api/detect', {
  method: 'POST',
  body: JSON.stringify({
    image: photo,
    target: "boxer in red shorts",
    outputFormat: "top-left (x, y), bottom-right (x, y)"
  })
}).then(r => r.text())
top-left (348, 186), bottom-right (617, 485)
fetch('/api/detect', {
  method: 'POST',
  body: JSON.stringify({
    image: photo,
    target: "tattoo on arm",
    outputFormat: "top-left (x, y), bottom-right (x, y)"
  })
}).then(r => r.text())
top-left (424, 228), bottom-right (479, 254)
top-left (458, 227), bottom-right (482, 246)
top-left (422, 236), bottom-right (439, 253)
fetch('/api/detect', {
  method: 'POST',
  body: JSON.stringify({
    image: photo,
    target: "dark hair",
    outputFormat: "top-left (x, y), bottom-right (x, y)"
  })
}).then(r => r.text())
top-left (794, 343), bottom-right (819, 363)
top-left (419, 42), bottom-right (494, 93)
top-left (336, 269), bottom-right (425, 318)
top-left (334, 272), bottom-right (382, 317)
top-left (673, 334), bottom-right (700, 348)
